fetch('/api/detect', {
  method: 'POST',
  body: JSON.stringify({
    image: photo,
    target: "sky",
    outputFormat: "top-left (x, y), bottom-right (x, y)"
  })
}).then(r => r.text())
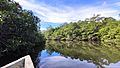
top-left (14, 0), bottom-right (120, 30)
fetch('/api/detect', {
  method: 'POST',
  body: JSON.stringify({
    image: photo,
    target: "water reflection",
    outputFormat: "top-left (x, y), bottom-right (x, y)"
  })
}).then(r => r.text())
top-left (37, 41), bottom-right (120, 68)
top-left (104, 61), bottom-right (120, 68)
top-left (38, 50), bottom-right (96, 68)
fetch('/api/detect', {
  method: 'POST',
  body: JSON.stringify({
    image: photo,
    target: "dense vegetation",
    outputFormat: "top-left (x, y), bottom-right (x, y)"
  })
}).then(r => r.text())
top-left (0, 0), bottom-right (45, 59)
top-left (45, 41), bottom-right (120, 67)
top-left (44, 15), bottom-right (120, 42)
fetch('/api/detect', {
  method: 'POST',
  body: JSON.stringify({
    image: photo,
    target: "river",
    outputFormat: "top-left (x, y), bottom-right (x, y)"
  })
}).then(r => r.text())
top-left (37, 41), bottom-right (120, 68)
top-left (1, 41), bottom-right (120, 68)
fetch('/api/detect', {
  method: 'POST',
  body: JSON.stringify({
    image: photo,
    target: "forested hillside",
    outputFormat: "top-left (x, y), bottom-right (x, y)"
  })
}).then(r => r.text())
top-left (44, 15), bottom-right (120, 42)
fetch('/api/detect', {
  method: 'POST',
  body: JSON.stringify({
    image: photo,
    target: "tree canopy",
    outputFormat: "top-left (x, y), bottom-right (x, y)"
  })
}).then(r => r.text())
top-left (0, 0), bottom-right (44, 57)
top-left (44, 15), bottom-right (120, 42)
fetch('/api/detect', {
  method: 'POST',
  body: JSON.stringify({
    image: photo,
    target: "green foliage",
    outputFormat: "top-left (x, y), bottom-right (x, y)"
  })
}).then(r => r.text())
top-left (0, 0), bottom-right (44, 57)
top-left (44, 15), bottom-right (120, 41)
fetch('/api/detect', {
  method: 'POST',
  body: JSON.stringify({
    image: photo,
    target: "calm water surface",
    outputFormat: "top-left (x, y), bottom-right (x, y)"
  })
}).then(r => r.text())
top-left (37, 41), bottom-right (120, 68)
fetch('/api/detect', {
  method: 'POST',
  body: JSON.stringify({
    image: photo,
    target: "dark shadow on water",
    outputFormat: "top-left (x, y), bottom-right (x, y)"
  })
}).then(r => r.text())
top-left (0, 44), bottom-right (45, 67)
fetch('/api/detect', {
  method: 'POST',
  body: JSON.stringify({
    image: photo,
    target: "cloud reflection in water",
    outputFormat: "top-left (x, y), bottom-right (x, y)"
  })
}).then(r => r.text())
top-left (38, 50), bottom-right (96, 68)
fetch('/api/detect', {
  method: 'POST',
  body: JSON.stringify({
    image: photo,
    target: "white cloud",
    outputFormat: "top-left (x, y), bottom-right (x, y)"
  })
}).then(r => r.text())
top-left (115, 2), bottom-right (120, 6)
top-left (14, 0), bottom-right (120, 23)
top-left (40, 28), bottom-right (47, 31)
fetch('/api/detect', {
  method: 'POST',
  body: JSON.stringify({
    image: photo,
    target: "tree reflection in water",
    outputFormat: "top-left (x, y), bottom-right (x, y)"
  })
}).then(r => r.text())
top-left (37, 41), bottom-right (120, 68)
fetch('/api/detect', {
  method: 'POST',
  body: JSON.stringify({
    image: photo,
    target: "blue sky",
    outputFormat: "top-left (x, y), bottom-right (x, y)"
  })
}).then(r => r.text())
top-left (14, 0), bottom-right (120, 30)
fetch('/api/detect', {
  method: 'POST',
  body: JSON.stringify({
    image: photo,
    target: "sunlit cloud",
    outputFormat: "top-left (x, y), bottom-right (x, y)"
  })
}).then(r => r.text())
top-left (14, 0), bottom-right (120, 23)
